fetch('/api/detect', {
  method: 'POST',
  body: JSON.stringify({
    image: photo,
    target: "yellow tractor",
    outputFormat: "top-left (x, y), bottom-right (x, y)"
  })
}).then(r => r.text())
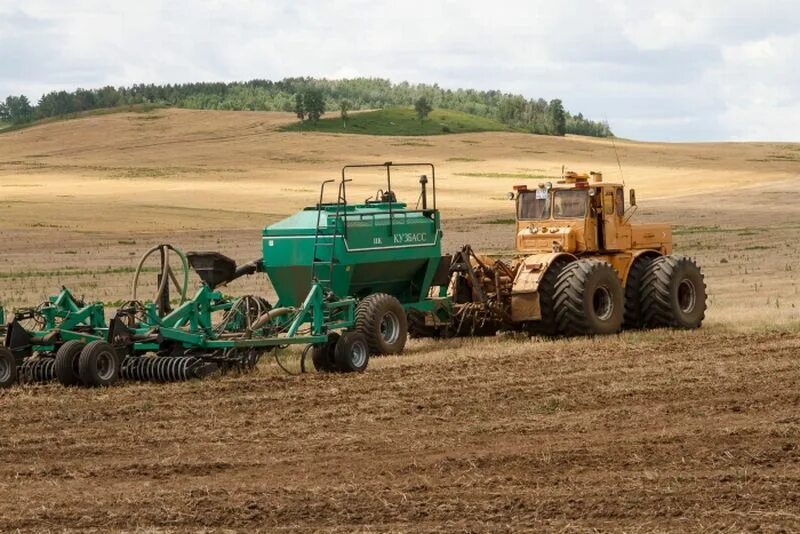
top-left (439, 171), bottom-right (706, 338)
top-left (507, 171), bottom-right (706, 335)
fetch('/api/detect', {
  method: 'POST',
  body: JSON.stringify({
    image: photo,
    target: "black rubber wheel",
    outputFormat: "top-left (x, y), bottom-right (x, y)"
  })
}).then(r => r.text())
top-left (623, 255), bottom-right (657, 329)
top-left (54, 340), bottom-right (85, 386)
top-left (641, 255), bottom-right (706, 329)
top-left (529, 256), bottom-right (572, 336)
top-left (311, 332), bottom-right (340, 373)
top-left (334, 332), bottom-right (369, 373)
top-left (355, 293), bottom-right (408, 355)
top-left (0, 347), bottom-right (17, 389)
top-left (554, 259), bottom-right (623, 336)
top-left (78, 340), bottom-right (121, 387)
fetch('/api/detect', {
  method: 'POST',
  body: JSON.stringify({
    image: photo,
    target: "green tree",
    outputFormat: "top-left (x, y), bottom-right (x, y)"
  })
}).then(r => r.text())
top-left (294, 93), bottom-right (305, 121)
top-left (303, 89), bottom-right (325, 124)
top-left (2, 95), bottom-right (34, 124)
top-left (0, 77), bottom-right (611, 137)
top-left (414, 96), bottom-right (432, 121)
top-left (548, 99), bottom-right (566, 136)
top-left (340, 99), bottom-right (351, 128)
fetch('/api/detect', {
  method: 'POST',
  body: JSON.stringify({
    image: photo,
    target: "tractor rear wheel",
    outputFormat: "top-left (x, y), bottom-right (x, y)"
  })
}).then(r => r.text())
top-left (311, 332), bottom-right (340, 373)
top-left (623, 255), bottom-right (657, 329)
top-left (334, 332), bottom-right (369, 373)
top-left (529, 257), bottom-right (572, 336)
top-left (78, 341), bottom-right (121, 387)
top-left (54, 340), bottom-right (85, 386)
top-left (355, 293), bottom-right (408, 355)
top-left (0, 347), bottom-right (17, 389)
top-left (641, 256), bottom-right (706, 329)
top-left (554, 259), bottom-right (623, 336)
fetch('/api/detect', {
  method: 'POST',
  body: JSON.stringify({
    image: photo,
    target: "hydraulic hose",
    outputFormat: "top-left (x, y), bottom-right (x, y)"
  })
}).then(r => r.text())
top-left (131, 244), bottom-right (189, 309)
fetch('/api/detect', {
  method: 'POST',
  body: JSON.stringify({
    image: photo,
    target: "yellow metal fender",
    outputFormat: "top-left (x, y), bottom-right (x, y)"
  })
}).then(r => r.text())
top-left (510, 252), bottom-right (576, 322)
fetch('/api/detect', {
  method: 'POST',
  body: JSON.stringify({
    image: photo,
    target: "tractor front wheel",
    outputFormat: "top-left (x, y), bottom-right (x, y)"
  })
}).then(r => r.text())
top-left (0, 347), bottom-right (17, 389)
top-left (54, 340), bottom-right (85, 386)
top-left (554, 259), bottom-right (624, 336)
top-left (334, 332), bottom-right (370, 373)
top-left (641, 256), bottom-right (706, 329)
top-left (529, 256), bottom-right (572, 337)
top-left (355, 293), bottom-right (408, 355)
top-left (78, 341), bottom-right (121, 387)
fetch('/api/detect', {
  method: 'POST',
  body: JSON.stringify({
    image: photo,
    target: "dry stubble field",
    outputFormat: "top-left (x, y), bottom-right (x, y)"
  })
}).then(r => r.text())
top-left (1, 109), bottom-right (799, 531)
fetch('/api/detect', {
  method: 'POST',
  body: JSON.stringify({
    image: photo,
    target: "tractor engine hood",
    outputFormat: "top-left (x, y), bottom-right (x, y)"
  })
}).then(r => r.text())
top-left (516, 224), bottom-right (577, 253)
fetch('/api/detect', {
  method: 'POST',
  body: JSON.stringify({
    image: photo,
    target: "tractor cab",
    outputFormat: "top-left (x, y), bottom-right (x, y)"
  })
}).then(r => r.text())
top-left (513, 171), bottom-right (639, 254)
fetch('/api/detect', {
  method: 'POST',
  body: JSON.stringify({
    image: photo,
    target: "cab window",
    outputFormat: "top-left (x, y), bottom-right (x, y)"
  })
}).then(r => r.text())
top-left (517, 190), bottom-right (550, 220)
top-left (604, 191), bottom-right (615, 215)
top-left (615, 188), bottom-right (625, 215)
top-left (553, 189), bottom-right (587, 218)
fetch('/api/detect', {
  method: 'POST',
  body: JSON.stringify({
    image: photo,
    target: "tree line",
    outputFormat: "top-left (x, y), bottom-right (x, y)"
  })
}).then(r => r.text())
top-left (0, 77), bottom-right (612, 137)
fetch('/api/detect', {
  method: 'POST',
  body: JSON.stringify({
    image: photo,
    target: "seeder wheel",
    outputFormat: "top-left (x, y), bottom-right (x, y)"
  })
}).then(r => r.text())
top-left (334, 332), bottom-right (369, 373)
top-left (0, 347), bottom-right (17, 389)
top-left (78, 341), bottom-right (121, 387)
top-left (311, 332), bottom-right (340, 373)
top-left (54, 340), bottom-right (85, 386)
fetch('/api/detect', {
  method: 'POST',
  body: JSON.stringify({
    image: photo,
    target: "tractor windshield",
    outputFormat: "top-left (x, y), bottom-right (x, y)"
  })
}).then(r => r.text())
top-left (554, 189), bottom-right (587, 218)
top-left (517, 190), bottom-right (550, 220)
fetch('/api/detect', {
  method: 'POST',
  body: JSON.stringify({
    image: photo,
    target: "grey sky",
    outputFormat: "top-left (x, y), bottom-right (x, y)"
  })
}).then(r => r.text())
top-left (1, 0), bottom-right (797, 141)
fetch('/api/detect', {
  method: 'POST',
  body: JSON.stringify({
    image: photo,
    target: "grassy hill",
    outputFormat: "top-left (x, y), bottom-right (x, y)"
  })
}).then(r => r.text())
top-left (282, 107), bottom-right (511, 136)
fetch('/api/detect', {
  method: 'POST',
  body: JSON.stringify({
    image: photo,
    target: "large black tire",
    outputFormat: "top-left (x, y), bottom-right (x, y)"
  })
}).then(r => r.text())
top-left (54, 340), bottom-right (85, 386)
top-left (355, 293), bottom-right (408, 355)
top-left (78, 341), bottom-right (121, 387)
top-left (0, 347), bottom-right (17, 389)
top-left (554, 259), bottom-right (624, 336)
top-left (641, 256), bottom-right (706, 329)
top-left (334, 332), bottom-right (369, 373)
top-left (529, 257), bottom-right (573, 336)
top-left (311, 332), bottom-right (340, 373)
top-left (623, 255), bottom-right (657, 329)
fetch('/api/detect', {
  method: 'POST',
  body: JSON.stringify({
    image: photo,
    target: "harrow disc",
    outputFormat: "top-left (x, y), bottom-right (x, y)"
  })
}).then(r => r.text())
top-left (18, 357), bottom-right (56, 384)
top-left (122, 356), bottom-right (216, 382)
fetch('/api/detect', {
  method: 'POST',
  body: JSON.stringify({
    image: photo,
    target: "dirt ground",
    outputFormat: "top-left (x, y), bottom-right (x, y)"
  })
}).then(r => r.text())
top-left (1, 109), bottom-right (799, 531)
top-left (2, 331), bottom-right (799, 531)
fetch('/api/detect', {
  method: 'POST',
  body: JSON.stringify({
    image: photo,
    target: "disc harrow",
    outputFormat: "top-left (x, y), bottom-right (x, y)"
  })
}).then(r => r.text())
top-left (18, 357), bottom-right (56, 383)
top-left (121, 356), bottom-right (216, 382)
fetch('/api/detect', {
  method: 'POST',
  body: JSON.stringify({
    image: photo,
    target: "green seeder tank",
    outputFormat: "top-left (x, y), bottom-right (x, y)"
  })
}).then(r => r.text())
top-left (262, 163), bottom-right (450, 311)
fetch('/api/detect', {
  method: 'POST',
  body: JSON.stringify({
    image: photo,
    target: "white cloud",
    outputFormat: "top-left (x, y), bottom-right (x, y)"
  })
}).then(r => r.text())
top-left (711, 34), bottom-right (800, 140)
top-left (0, 0), bottom-right (798, 141)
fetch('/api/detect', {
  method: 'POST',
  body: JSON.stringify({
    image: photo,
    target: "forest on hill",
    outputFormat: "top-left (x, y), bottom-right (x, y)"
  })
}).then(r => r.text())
top-left (0, 77), bottom-right (612, 137)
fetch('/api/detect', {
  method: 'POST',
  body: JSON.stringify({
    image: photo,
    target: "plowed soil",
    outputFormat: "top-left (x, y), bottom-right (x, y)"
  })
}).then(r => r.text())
top-left (2, 332), bottom-right (799, 531)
